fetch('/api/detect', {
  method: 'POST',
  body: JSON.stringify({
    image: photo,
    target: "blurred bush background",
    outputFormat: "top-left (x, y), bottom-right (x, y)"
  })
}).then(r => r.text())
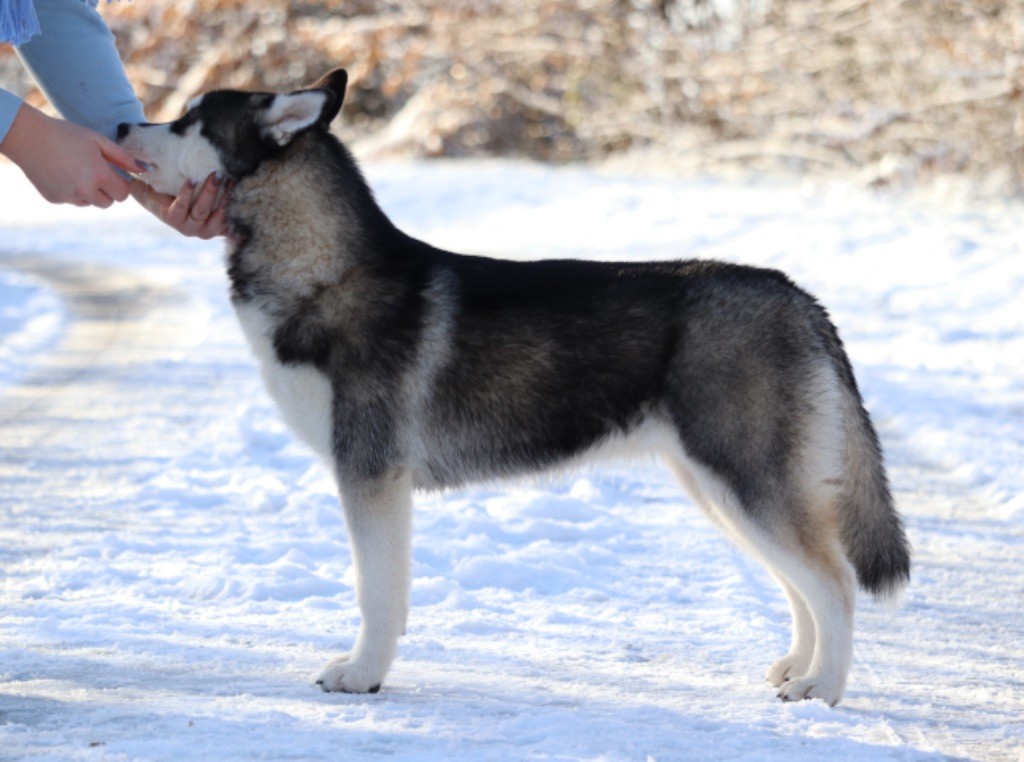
top-left (3, 0), bottom-right (1022, 192)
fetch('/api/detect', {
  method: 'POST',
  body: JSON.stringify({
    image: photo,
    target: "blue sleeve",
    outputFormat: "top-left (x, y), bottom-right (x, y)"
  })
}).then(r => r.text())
top-left (0, 87), bottom-right (23, 144)
top-left (13, 0), bottom-right (145, 141)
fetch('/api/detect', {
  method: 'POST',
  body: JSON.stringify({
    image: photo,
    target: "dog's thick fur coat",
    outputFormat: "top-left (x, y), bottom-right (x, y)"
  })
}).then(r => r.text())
top-left (118, 69), bottom-right (911, 705)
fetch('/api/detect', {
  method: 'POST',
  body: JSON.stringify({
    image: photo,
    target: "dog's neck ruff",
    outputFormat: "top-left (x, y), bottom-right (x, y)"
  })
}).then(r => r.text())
top-left (225, 141), bottom-right (370, 305)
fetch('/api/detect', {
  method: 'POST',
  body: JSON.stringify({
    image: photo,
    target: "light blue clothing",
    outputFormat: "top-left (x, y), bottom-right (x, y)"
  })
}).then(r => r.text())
top-left (0, 87), bottom-right (22, 140)
top-left (0, 0), bottom-right (40, 46)
top-left (0, 0), bottom-right (144, 144)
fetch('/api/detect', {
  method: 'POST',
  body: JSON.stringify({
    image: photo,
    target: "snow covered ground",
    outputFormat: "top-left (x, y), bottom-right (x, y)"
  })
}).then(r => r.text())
top-left (0, 161), bottom-right (1021, 761)
top-left (0, 267), bottom-right (64, 392)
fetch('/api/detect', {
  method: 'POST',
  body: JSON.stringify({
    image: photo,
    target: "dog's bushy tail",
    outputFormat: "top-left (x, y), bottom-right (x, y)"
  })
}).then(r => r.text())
top-left (818, 312), bottom-right (911, 602)
top-left (838, 394), bottom-right (911, 601)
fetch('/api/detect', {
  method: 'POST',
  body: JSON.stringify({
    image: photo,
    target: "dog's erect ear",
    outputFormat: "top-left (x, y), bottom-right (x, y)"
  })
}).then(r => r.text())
top-left (261, 90), bottom-right (333, 146)
top-left (258, 69), bottom-right (348, 146)
top-left (307, 68), bottom-right (348, 126)
top-left (259, 69), bottom-right (348, 146)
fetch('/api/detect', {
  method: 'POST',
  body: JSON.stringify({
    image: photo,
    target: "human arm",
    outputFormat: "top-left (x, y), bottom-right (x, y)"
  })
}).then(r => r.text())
top-left (15, 0), bottom-right (144, 141)
top-left (8, 0), bottom-right (227, 231)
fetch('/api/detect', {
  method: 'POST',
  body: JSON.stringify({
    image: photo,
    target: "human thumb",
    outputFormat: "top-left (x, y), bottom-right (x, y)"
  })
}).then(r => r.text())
top-left (98, 136), bottom-right (146, 174)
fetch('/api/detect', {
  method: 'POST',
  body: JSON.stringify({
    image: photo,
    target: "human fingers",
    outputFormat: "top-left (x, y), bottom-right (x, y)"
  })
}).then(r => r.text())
top-left (98, 167), bottom-right (132, 203)
top-left (87, 189), bottom-right (114, 209)
top-left (187, 173), bottom-right (221, 224)
top-left (130, 180), bottom-right (206, 237)
top-left (197, 204), bottom-right (228, 239)
top-left (166, 180), bottom-right (199, 230)
top-left (200, 180), bottom-right (233, 238)
top-left (129, 178), bottom-right (181, 215)
top-left (97, 136), bottom-right (146, 174)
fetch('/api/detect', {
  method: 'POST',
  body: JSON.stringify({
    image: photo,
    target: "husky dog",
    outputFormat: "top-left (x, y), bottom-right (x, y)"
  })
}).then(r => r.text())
top-left (117, 68), bottom-right (910, 705)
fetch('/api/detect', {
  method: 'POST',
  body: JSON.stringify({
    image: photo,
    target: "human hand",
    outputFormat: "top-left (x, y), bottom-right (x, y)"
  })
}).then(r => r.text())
top-left (0, 104), bottom-right (142, 208)
top-left (128, 173), bottom-right (230, 239)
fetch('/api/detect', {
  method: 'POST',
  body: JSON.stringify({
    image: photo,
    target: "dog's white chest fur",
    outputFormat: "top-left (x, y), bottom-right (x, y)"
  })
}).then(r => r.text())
top-left (234, 303), bottom-right (334, 460)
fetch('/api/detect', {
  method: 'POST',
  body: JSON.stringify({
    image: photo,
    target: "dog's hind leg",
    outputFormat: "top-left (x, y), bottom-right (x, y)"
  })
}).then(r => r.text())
top-left (764, 575), bottom-right (815, 687)
top-left (767, 526), bottom-right (856, 706)
top-left (666, 454), bottom-right (814, 682)
top-left (665, 451), bottom-right (856, 706)
top-left (317, 470), bottom-right (413, 694)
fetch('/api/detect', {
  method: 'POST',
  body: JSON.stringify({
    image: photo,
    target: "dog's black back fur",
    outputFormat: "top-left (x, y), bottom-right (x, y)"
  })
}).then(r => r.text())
top-left (230, 133), bottom-right (758, 497)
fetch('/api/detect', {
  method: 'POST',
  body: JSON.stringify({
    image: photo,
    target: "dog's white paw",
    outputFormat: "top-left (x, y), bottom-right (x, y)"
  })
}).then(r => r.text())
top-left (315, 655), bottom-right (384, 694)
top-left (765, 652), bottom-right (811, 688)
top-left (776, 674), bottom-right (845, 707)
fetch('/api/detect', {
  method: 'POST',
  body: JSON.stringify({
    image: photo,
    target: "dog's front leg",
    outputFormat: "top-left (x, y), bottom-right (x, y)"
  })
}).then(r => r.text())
top-left (317, 470), bottom-right (413, 694)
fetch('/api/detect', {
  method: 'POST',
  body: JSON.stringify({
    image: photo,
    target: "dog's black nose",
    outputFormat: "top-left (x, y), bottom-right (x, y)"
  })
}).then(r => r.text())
top-left (116, 122), bottom-right (131, 140)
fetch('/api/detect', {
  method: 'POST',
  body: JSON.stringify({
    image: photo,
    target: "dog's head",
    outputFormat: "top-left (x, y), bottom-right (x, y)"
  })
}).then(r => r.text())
top-left (117, 68), bottom-right (348, 195)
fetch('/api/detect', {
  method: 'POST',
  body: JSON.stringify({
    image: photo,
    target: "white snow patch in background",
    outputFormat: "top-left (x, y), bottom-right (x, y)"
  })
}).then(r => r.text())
top-left (0, 268), bottom-right (64, 389)
top-left (0, 161), bottom-right (1022, 761)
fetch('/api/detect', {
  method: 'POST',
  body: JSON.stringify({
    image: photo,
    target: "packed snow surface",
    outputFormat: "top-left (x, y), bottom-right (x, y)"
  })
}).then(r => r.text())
top-left (0, 161), bottom-right (1021, 761)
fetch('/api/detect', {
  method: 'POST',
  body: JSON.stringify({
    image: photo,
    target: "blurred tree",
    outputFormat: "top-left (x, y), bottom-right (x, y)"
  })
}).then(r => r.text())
top-left (4, 0), bottom-right (1019, 192)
